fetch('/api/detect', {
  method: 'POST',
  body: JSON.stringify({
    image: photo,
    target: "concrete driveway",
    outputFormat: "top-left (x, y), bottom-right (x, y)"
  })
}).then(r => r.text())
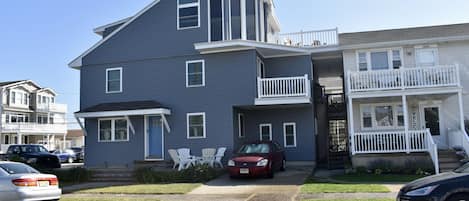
top-left (189, 166), bottom-right (312, 201)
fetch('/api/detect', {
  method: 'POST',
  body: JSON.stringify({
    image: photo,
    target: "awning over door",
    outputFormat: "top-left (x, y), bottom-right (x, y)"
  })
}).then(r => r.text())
top-left (74, 101), bottom-right (171, 135)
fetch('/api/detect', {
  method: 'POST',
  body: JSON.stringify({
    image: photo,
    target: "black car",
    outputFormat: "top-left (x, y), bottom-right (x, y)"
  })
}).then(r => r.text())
top-left (70, 147), bottom-right (84, 162)
top-left (398, 163), bottom-right (469, 201)
top-left (5, 145), bottom-right (61, 169)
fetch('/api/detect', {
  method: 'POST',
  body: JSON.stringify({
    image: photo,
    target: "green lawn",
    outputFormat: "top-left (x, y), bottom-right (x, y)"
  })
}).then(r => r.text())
top-left (303, 199), bottom-right (394, 201)
top-left (61, 198), bottom-right (160, 201)
top-left (332, 174), bottom-right (424, 183)
top-left (75, 184), bottom-right (201, 195)
top-left (301, 178), bottom-right (390, 193)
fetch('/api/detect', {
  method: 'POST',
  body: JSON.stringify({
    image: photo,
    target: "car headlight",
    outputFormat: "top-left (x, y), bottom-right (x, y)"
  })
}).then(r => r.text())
top-left (228, 160), bottom-right (235, 167)
top-left (26, 158), bottom-right (37, 164)
top-left (256, 159), bottom-right (269, 167)
top-left (405, 185), bottom-right (438, 196)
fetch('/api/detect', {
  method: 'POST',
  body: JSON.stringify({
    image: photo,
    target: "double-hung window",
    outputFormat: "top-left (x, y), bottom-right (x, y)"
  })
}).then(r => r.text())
top-left (259, 124), bottom-right (272, 141)
top-left (98, 118), bottom-right (128, 142)
top-left (357, 49), bottom-right (403, 71)
top-left (186, 60), bottom-right (205, 87)
top-left (178, 0), bottom-right (200, 30)
top-left (106, 67), bottom-right (122, 93)
top-left (360, 104), bottom-right (404, 129)
top-left (415, 47), bottom-right (438, 67)
top-left (283, 123), bottom-right (297, 147)
top-left (187, 113), bottom-right (206, 139)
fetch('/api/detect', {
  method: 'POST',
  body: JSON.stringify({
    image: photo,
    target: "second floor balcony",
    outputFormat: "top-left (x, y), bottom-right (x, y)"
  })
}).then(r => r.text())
top-left (348, 65), bottom-right (461, 93)
top-left (1, 123), bottom-right (67, 134)
top-left (36, 103), bottom-right (67, 113)
top-left (255, 75), bottom-right (311, 105)
top-left (271, 28), bottom-right (339, 48)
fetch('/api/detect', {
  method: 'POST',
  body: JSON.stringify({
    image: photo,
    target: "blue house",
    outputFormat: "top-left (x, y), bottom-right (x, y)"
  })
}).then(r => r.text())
top-left (71, 0), bottom-right (344, 168)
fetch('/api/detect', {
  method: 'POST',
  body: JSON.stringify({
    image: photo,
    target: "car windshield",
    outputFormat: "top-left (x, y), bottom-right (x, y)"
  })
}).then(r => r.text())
top-left (454, 162), bottom-right (469, 173)
top-left (238, 143), bottom-right (270, 154)
top-left (20, 146), bottom-right (48, 153)
top-left (0, 163), bottom-right (39, 175)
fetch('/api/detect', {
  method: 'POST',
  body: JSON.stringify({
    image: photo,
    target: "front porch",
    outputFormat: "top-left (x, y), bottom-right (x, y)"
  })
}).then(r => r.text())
top-left (347, 91), bottom-right (468, 173)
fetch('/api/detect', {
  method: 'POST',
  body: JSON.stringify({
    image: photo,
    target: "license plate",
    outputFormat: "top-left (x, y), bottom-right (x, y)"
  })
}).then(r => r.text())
top-left (38, 181), bottom-right (49, 187)
top-left (240, 168), bottom-right (249, 174)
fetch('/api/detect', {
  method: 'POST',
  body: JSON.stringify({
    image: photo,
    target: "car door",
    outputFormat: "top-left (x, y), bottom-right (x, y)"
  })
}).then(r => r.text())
top-left (271, 143), bottom-right (283, 170)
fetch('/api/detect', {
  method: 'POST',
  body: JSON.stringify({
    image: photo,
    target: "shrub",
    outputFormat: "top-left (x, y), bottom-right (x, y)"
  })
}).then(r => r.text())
top-left (374, 168), bottom-right (383, 175)
top-left (354, 166), bottom-right (368, 174)
top-left (44, 167), bottom-right (93, 184)
top-left (135, 164), bottom-right (223, 184)
top-left (369, 159), bottom-right (393, 174)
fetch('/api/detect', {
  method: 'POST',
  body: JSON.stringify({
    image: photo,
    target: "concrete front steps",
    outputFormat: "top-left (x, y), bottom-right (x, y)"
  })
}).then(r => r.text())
top-left (439, 150), bottom-right (462, 173)
top-left (90, 168), bottom-right (136, 182)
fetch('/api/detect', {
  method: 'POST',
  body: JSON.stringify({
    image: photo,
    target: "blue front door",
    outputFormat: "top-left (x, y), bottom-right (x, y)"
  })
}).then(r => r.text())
top-left (147, 116), bottom-right (163, 159)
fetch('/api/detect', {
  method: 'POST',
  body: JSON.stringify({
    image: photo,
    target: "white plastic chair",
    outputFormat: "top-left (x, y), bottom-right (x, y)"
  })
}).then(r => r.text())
top-left (214, 147), bottom-right (227, 168)
top-left (177, 148), bottom-right (196, 171)
top-left (167, 149), bottom-right (180, 169)
top-left (201, 148), bottom-right (216, 167)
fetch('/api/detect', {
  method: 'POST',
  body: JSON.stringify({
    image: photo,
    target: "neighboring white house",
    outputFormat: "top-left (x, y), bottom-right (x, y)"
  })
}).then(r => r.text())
top-left (0, 80), bottom-right (68, 153)
top-left (66, 129), bottom-right (84, 148)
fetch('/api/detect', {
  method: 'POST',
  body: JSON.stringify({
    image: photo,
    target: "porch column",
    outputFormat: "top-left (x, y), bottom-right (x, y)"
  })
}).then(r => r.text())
top-left (458, 91), bottom-right (465, 131)
top-left (402, 95), bottom-right (410, 153)
top-left (63, 134), bottom-right (66, 150)
top-left (17, 132), bottom-right (22, 144)
top-left (47, 134), bottom-right (50, 149)
top-left (347, 96), bottom-right (355, 155)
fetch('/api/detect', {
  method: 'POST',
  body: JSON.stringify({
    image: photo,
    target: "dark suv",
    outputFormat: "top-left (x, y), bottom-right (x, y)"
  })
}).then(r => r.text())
top-left (5, 145), bottom-right (61, 169)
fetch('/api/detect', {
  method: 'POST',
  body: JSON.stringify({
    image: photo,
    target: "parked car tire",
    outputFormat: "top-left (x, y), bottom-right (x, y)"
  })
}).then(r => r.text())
top-left (68, 157), bottom-right (74, 163)
top-left (447, 194), bottom-right (469, 201)
top-left (280, 159), bottom-right (286, 171)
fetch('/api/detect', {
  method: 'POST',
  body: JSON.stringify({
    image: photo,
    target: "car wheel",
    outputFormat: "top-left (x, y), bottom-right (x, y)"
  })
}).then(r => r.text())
top-left (68, 157), bottom-right (74, 163)
top-left (447, 194), bottom-right (469, 201)
top-left (280, 159), bottom-right (286, 171)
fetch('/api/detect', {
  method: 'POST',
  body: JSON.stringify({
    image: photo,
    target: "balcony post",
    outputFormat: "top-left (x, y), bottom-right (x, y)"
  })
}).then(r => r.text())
top-left (17, 132), bottom-right (22, 144)
top-left (347, 96), bottom-right (355, 155)
top-left (456, 64), bottom-right (461, 87)
top-left (400, 68), bottom-right (405, 89)
top-left (305, 74), bottom-right (311, 97)
top-left (402, 95), bottom-right (410, 153)
top-left (458, 91), bottom-right (465, 132)
top-left (257, 77), bottom-right (262, 98)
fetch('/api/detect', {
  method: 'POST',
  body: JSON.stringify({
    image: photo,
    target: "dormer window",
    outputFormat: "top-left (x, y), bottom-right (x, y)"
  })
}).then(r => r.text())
top-left (10, 90), bottom-right (29, 106)
top-left (177, 0), bottom-right (200, 30)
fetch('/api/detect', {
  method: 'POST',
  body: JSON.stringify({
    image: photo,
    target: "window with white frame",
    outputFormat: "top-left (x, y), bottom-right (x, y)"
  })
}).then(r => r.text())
top-left (360, 103), bottom-right (404, 129)
top-left (6, 113), bottom-right (29, 123)
top-left (10, 90), bottom-right (29, 106)
top-left (106, 67), bottom-right (122, 93)
top-left (415, 48), bottom-right (438, 67)
top-left (259, 124), bottom-right (272, 141)
top-left (187, 113), bottom-right (206, 139)
top-left (238, 113), bottom-right (245, 138)
top-left (186, 60), bottom-right (205, 87)
top-left (98, 118), bottom-right (129, 142)
top-left (357, 49), bottom-right (403, 71)
top-left (283, 123), bottom-right (297, 147)
top-left (177, 0), bottom-right (200, 30)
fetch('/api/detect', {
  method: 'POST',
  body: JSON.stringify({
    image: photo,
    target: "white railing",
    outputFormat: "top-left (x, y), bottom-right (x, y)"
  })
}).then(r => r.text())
top-left (1, 123), bottom-right (67, 134)
top-left (349, 65), bottom-right (460, 92)
top-left (352, 129), bottom-right (439, 174)
top-left (273, 28), bottom-right (339, 47)
top-left (257, 75), bottom-right (311, 98)
top-left (36, 103), bottom-right (67, 113)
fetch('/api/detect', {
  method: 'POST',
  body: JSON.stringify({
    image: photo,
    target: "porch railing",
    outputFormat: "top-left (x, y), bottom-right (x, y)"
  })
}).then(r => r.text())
top-left (352, 129), bottom-right (439, 174)
top-left (36, 103), bottom-right (67, 113)
top-left (1, 123), bottom-right (67, 134)
top-left (257, 75), bottom-right (311, 98)
top-left (348, 65), bottom-right (460, 92)
top-left (273, 28), bottom-right (339, 47)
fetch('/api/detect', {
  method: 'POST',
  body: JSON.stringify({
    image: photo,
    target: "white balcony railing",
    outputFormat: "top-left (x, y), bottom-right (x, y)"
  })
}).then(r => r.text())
top-left (272, 28), bottom-right (339, 48)
top-left (1, 123), bottom-right (67, 134)
top-left (257, 75), bottom-right (311, 98)
top-left (348, 65), bottom-right (460, 92)
top-left (352, 129), bottom-right (439, 174)
top-left (36, 103), bottom-right (67, 113)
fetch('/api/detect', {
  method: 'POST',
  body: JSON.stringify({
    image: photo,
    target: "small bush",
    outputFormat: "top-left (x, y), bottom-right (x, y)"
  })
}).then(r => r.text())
top-left (374, 168), bottom-right (383, 175)
top-left (369, 159), bottom-right (393, 174)
top-left (44, 167), bottom-right (93, 184)
top-left (355, 166), bottom-right (368, 174)
top-left (135, 164), bottom-right (223, 184)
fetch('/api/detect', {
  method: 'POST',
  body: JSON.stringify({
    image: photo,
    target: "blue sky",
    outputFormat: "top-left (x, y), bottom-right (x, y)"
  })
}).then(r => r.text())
top-left (1, 0), bottom-right (469, 128)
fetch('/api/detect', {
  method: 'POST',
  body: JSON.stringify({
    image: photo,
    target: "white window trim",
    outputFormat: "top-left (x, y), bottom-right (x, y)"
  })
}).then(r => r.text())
top-left (207, 0), bottom-right (225, 42)
top-left (415, 46), bottom-right (439, 67)
top-left (259, 123), bottom-right (272, 141)
top-left (356, 47), bottom-right (404, 71)
top-left (359, 103), bottom-right (405, 130)
top-left (186, 60), bottom-right (206, 88)
top-left (177, 0), bottom-right (201, 30)
top-left (9, 89), bottom-right (29, 107)
top-left (187, 112), bottom-right (206, 139)
top-left (106, 67), bottom-right (123, 94)
top-left (98, 118), bottom-right (129, 142)
top-left (238, 113), bottom-right (245, 138)
top-left (283, 122), bottom-right (297, 148)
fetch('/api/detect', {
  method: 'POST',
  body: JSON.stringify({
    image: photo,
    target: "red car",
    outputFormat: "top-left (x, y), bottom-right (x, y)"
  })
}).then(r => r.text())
top-left (228, 141), bottom-right (286, 178)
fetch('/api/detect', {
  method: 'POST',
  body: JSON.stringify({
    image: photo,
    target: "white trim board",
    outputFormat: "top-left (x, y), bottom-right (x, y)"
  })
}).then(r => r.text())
top-left (75, 108), bottom-right (171, 118)
top-left (283, 122), bottom-right (297, 148)
top-left (93, 17), bottom-right (133, 36)
top-left (69, 0), bottom-right (162, 69)
top-left (259, 123), bottom-right (272, 141)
